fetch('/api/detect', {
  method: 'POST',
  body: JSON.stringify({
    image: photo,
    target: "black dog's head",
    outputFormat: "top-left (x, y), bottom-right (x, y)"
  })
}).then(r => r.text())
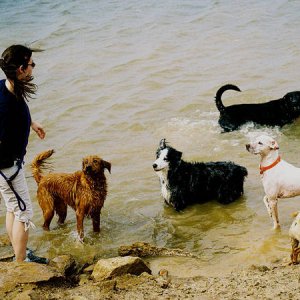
top-left (284, 92), bottom-right (300, 114)
top-left (152, 139), bottom-right (182, 172)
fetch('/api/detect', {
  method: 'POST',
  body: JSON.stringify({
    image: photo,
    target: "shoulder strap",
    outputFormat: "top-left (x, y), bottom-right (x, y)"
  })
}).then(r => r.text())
top-left (0, 161), bottom-right (27, 211)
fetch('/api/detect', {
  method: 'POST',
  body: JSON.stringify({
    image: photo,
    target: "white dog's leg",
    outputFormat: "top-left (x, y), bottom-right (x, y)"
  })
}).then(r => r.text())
top-left (263, 196), bottom-right (272, 218)
top-left (269, 198), bottom-right (280, 229)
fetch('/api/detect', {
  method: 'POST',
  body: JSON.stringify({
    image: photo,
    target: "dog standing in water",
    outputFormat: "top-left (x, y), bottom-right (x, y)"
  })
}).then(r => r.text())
top-left (246, 135), bottom-right (300, 229)
top-left (153, 139), bottom-right (247, 211)
top-left (215, 84), bottom-right (300, 132)
top-left (31, 149), bottom-right (111, 242)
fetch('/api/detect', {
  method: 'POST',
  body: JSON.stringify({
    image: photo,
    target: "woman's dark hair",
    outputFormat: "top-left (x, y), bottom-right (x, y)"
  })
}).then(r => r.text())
top-left (0, 44), bottom-right (37, 101)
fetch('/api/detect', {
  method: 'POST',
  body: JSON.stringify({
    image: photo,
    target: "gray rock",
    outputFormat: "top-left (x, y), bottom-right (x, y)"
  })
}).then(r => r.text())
top-left (92, 256), bottom-right (151, 281)
top-left (49, 254), bottom-right (76, 275)
top-left (0, 261), bottom-right (62, 297)
top-left (0, 234), bottom-right (11, 247)
top-left (0, 254), bottom-right (80, 297)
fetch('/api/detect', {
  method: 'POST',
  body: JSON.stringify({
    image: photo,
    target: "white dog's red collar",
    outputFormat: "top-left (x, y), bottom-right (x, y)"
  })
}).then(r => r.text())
top-left (260, 156), bottom-right (281, 174)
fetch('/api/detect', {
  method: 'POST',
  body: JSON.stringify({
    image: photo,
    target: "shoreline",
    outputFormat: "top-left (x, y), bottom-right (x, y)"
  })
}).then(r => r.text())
top-left (1, 239), bottom-right (299, 299)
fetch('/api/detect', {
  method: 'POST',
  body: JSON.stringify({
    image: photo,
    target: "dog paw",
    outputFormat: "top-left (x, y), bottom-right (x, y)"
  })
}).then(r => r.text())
top-left (77, 234), bottom-right (84, 243)
top-left (273, 225), bottom-right (281, 231)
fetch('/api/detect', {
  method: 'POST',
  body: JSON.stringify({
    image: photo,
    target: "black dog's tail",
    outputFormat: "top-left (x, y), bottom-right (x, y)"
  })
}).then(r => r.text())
top-left (215, 84), bottom-right (241, 112)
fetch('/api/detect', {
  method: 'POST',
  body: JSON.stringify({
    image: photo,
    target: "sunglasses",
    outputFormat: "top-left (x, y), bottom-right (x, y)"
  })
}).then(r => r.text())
top-left (27, 62), bottom-right (36, 68)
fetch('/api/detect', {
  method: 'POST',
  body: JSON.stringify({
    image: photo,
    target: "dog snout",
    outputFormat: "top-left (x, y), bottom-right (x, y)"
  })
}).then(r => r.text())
top-left (85, 165), bottom-right (92, 172)
top-left (153, 163), bottom-right (158, 170)
top-left (246, 144), bottom-right (250, 151)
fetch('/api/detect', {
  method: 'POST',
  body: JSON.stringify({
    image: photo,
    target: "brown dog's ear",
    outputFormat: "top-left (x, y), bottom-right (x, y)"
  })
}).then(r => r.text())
top-left (103, 160), bottom-right (111, 173)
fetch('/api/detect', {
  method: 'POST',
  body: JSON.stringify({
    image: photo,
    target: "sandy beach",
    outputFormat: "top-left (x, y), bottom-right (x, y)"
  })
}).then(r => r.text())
top-left (3, 257), bottom-right (300, 300)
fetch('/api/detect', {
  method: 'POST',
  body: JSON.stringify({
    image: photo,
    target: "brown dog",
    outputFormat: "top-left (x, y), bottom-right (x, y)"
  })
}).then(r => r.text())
top-left (289, 211), bottom-right (300, 264)
top-left (31, 150), bottom-right (111, 242)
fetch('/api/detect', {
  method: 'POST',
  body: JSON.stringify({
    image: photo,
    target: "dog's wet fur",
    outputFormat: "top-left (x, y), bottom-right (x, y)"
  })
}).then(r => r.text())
top-left (153, 139), bottom-right (248, 211)
top-left (31, 149), bottom-right (111, 242)
top-left (215, 84), bottom-right (300, 132)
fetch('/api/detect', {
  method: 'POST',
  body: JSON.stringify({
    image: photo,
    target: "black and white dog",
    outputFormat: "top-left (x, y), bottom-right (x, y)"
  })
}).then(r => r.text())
top-left (215, 84), bottom-right (300, 132)
top-left (152, 139), bottom-right (248, 211)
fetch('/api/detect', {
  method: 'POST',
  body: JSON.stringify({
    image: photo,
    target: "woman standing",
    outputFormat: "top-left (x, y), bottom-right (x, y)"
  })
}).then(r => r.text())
top-left (0, 44), bottom-right (48, 263)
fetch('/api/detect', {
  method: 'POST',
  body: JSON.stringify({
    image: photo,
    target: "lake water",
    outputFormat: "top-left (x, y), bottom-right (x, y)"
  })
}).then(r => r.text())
top-left (1, 0), bottom-right (300, 276)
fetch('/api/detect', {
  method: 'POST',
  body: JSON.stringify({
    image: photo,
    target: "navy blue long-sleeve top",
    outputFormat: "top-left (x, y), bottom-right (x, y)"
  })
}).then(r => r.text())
top-left (0, 79), bottom-right (31, 168)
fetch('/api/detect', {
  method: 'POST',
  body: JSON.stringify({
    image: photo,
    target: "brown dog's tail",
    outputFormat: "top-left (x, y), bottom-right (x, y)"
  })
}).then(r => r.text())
top-left (215, 84), bottom-right (241, 112)
top-left (31, 149), bottom-right (55, 184)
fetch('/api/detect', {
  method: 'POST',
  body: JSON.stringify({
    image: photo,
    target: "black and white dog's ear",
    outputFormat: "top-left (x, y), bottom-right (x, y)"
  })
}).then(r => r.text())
top-left (159, 138), bottom-right (167, 149)
top-left (169, 148), bottom-right (182, 161)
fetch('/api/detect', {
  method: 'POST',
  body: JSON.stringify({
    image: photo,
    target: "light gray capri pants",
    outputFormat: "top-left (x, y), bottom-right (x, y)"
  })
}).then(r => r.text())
top-left (0, 162), bottom-right (35, 231)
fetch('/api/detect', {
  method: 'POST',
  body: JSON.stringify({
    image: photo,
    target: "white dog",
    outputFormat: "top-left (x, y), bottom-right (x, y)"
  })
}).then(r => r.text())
top-left (246, 135), bottom-right (300, 229)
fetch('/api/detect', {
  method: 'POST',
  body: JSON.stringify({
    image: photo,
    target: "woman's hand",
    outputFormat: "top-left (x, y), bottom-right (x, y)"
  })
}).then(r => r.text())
top-left (31, 121), bottom-right (45, 139)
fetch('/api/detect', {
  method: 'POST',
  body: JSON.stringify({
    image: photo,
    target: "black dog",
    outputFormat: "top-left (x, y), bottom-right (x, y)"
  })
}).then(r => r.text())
top-left (215, 84), bottom-right (300, 132)
top-left (152, 139), bottom-right (248, 211)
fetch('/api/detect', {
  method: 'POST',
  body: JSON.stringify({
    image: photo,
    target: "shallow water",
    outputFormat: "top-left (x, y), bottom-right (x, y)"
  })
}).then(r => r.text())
top-left (1, 0), bottom-right (300, 275)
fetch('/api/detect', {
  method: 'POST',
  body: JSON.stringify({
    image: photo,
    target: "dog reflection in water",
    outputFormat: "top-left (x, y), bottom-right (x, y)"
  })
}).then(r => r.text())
top-left (31, 150), bottom-right (111, 242)
top-left (153, 139), bottom-right (247, 211)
